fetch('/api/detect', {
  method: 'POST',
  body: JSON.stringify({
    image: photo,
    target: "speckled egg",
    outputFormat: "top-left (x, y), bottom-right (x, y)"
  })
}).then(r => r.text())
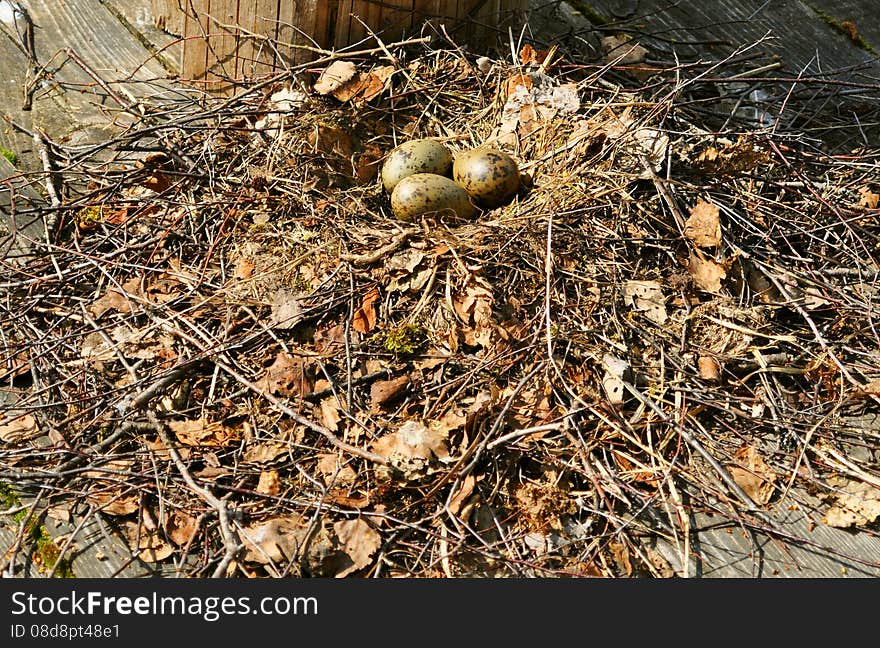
top-left (390, 173), bottom-right (476, 221)
top-left (452, 148), bottom-right (520, 208)
top-left (381, 139), bottom-right (453, 193)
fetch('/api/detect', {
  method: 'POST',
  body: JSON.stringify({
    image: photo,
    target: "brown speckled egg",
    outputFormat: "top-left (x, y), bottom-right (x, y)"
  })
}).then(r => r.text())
top-left (381, 139), bottom-right (453, 193)
top-left (452, 148), bottom-right (520, 208)
top-left (390, 173), bottom-right (476, 221)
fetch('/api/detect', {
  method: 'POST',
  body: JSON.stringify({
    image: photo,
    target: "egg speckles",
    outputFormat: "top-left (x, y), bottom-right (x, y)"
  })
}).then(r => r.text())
top-left (390, 173), bottom-right (476, 221)
top-left (452, 148), bottom-right (520, 208)
top-left (381, 139), bottom-right (453, 192)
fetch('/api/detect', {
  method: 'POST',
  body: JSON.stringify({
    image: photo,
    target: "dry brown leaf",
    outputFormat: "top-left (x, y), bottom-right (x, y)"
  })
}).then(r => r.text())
top-left (133, 529), bottom-right (174, 563)
top-left (256, 351), bottom-right (315, 398)
top-left (88, 490), bottom-right (140, 516)
top-left (243, 441), bottom-right (288, 464)
top-left (697, 355), bottom-right (722, 382)
top-left (370, 375), bottom-right (410, 410)
top-left (352, 287), bottom-right (380, 334)
top-left (601, 34), bottom-right (648, 64)
top-left (319, 396), bottom-right (342, 432)
top-left (448, 475), bottom-right (477, 516)
top-left (316, 453), bottom-right (357, 486)
top-left (623, 280), bottom-right (667, 325)
top-left (240, 516), bottom-right (305, 564)
top-left (240, 516), bottom-right (344, 575)
top-left (168, 418), bottom-right (238, 447)
top-left (257, 470), bottom-right (281, 496)
top-left (857, 185), bottom-right (879, 209)
top-left (306, 124), bottom-right (354, 157)
top-left (87, 277), bottom-right (141, 318)
top-left (688, 252), bottom-right (727, 293)
top-left (333, 518), bottom-right (381, 577)
top-left (0, 413), bottom-right (39, 443)
top-left (727, 445), bottom-right (776, 506)
top-left (165, 510), bottom-right (200, 547)
top-left (233, 257), bottom-right (255, 280)
top-left (519, 43), bottom-right (539, 65)
top-left (609, 541), bottom-right (633, 576)
top-left (313, 61), bottom-right (358, 95)
top-left (359, 65), bottom-right (394, 102)
top-left (371, 420), bottom-right (449, 480)
top-left (269, 289), bottom-right (304, 329)
top-left (355, 143), bottom-right (383, 184)
top-left (823, 480), bottom-right (880, 528)
top-left (855, 380), bottom-right (880, 398)
top-left (685, 199), bottom-right (722, 248)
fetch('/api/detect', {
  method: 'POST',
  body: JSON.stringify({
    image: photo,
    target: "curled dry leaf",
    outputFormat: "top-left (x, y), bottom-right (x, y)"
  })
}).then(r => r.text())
top-left (257, 469), bottom-right (281, 496)
top-left (448, 474), bottom-right (477, 517)
top-left (370, 374), bottom-right (411, 410)
top-left (685, 198), bottom-right (722, 248)
top-left (243, 441), bottom-right (288, 464)
top-left (371, 420), bottom-right (449, 480)
top-left (623, 280), bottom-right (667, 325)
top-left (857, 185), bottom-right (879, 209)
top-left (313, 61), bottom-right (358, 96)
top-left (121, 517), bottom-right (174, 562)
top-left (319, 396), bottom-right (342, 432)
top-left (316, 453), bottom-right (357, 486)
top-left (240, 515), bottom-right (308, 564)
top-left (168, 418), bottom-right (238, 447)
top-left (0, 413), bottom-right (39, 443)
top-left (854, 380), bottom-right (880, 399)
top-left (727, 445), bottom-right (776, 506)
top-left (823, 480), bottom-right (880, 528)
top-left (241, 515), bottom-right (342, 575)
top-left (256, 351), bottom-right (315, 398)
top-left (352, 287), bottom-right (380, 334)
top-left (688, 251), bottom-right (727, 293)
top-left (697, 355), bottom-right (722, 382)
top-left (333, 518), bottom-right (381, 577)
top-left (87, 277), bottom-right (141, 318)
top-left (601, 34), bottom-right (649, 65)
top-left (165, 510), bottom-right (200, 547)
top-left (88, 490), bottom-right (140, 516)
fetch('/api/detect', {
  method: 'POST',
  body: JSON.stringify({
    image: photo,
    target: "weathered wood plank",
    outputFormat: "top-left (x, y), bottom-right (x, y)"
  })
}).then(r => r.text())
top-left (101, 0), bottom-right (180, 75)
top-left (579, 0), bottom-right (879, 77)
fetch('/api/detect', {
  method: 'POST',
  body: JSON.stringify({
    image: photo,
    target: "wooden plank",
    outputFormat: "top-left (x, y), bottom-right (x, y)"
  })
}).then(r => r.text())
top-left (102, 0), bottom-right (181, 75)
top-left (181, 0), bottom-right (210, 85)
top-left (203, 0), bottom-right (240, 88)
top-left (0, 0), bottom-right (171, 172)
top-left (335, 0), bottom-right (354, 50)
top-left (582, 0), bottom-right (879, 76)
top-left (151, 0), bottom-right (188, 37)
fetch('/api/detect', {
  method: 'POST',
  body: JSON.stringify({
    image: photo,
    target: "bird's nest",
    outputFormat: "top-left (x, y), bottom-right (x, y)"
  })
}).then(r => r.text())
top-left (1, 28), bottom-right (880, 577)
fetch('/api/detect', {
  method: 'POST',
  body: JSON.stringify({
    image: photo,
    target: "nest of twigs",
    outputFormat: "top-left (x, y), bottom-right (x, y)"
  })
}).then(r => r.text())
top-left (2, 29), bottom-right (880, 578)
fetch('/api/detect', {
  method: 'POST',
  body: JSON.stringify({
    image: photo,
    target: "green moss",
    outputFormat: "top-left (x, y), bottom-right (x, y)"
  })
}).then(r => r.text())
top-left (380, 324), bottom-right (426, 356)
top-left (0, 481), bottom-right (74, 577)
top-left (566, 1), bottom-right (609, 25)
top-left (0, 148), bottom-right (16, 165)
top-left (806, 4), bottom-right (875, 53)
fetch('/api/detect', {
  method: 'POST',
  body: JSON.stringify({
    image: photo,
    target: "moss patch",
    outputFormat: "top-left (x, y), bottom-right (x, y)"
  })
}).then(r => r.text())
top-left (0, 148), bottom-right (16, 165)
top-left (0, 482), bottom-right (74, 577)
top-left (806, 4), bottom-right (875, 53)
top-left (566, 1), bottom-right (609, 26)
top-left (380, 324), bottom-right (427, 356)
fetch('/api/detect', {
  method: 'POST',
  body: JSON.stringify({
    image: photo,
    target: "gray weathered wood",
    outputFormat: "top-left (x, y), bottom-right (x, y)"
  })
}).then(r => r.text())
top-left (569, 0), bottom-right (879, 77)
